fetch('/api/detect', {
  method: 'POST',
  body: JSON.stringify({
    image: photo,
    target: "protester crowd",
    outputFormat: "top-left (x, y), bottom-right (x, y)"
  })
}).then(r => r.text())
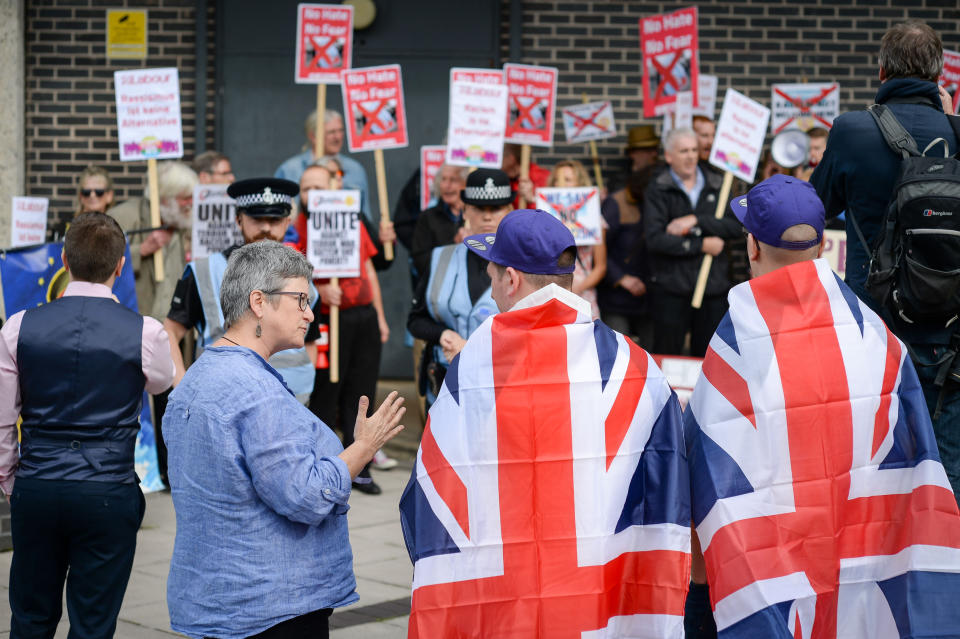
top-left (2, 17), bottom-right (960, 639)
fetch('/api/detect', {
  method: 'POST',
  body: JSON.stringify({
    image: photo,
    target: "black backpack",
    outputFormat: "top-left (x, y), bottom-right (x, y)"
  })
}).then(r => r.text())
top-left (851, 104), bottom-right (960, 327)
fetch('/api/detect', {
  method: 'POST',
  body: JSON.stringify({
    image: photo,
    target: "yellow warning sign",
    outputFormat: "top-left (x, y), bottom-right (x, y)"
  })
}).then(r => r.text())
top-left (107, 9), bottom-right (148, 59)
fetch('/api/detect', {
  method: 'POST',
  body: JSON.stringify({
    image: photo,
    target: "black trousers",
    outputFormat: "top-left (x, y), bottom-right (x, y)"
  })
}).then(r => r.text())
top-left (651, 288), bottom-right (728, 357)
top-left (153, 388), bottom-right (171, 486)
top-left (309, 304), bottom-right (381, 478)
top-left (9, 478), bottom-right (145, 639)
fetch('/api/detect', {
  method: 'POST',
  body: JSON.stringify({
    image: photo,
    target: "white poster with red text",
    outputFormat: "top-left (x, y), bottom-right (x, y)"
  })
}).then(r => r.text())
top-left (504, 64), bottom-right (558, 147)
top-left (450, 67), bottom-right (504, 85)
top-left (709, 88), bottom-right (770, 184)
top-left (341, 65), bottom-right (408, 152)
top-left (640, 7), bottom-right (699, 118)
top-left (10, 197), bottom-right (48, 248)
top-left (420, 145), bottom-right (446, 210)
top-left (294, 3), bottom-right (353, 84)
top-left (692, 74), bottom-right (718, 120)
top-left (114, 67), bottom-right (183, 161)
top-left (446, 81), bottom-right (508, 169)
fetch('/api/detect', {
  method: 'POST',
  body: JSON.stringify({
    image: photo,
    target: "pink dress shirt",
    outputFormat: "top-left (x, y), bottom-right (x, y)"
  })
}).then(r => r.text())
top-left (0, 281), bottom-right (175, 494)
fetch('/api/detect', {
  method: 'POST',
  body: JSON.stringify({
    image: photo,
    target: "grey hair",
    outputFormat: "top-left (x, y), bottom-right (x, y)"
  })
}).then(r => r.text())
top-left (220, 240), bottom-right (313, 330)
top-left (145, 160), bottom-right (198, 201)
top-left (878, 21), bottom-right (943, 83)
top-left (432, 163), bottom-right (470, 199)
top-left (663, 127), bottom-right (697, 153)
top-left (304, 109), bottom-right (344, 138)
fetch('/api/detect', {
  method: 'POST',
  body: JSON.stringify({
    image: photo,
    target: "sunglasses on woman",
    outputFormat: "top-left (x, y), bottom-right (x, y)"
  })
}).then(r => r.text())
top-left (80, 189), bottom-right (107, 197)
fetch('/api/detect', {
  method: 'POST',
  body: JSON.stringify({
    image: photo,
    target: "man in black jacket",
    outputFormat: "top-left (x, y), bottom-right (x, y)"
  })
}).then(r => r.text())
top-left (811, 20), bottom-right (960, 505)
top-left (643, 128), bottom-right (742, 357)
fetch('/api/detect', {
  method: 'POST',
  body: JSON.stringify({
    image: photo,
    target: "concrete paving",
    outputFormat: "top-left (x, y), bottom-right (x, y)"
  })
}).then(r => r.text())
top-left (0, 380), bottom-right (425, 638)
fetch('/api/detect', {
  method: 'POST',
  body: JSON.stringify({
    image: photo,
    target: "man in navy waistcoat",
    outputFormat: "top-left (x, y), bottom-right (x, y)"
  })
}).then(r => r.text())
top-left (0, 213), bottom-right (175, 638)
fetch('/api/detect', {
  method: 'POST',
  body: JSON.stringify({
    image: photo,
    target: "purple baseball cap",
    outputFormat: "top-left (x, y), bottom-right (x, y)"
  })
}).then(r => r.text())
top-left (463, 209), bottom-right (576, 275)
top-left (729, 174), bottom-right (825, 250)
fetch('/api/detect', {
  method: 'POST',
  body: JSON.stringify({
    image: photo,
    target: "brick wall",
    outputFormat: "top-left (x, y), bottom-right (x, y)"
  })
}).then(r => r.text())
top-left (500, 0), bottom-right (960, 185)
top-left (24, 0), bottom-right (216, 233)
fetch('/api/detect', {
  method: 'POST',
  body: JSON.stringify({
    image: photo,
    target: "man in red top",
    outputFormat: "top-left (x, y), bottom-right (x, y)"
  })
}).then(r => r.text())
top-left (501, 143), bottom-right (549, 208)
top-left (297, 164), bottom-right (391, 494)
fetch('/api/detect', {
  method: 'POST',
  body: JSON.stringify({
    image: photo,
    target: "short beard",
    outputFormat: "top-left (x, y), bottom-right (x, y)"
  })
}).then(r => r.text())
top-left (159, 198), bottom-right (191, 229)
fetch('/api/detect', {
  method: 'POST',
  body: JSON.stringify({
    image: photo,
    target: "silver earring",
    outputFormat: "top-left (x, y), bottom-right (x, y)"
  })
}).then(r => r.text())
top-left (255, 321), bottom-right (262, 338)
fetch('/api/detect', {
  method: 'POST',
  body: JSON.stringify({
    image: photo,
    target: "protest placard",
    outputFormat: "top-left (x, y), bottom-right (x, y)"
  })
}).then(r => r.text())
top-left (561, 100), bottom-right (616, 144)
top-left (652, 355), bottom-right (703, 408)
top-left (420, 146), bottom-right (446, 210)
top-left (709, 88), bottom-right (771, 184)
top-left (503, 64), bottom-right (558, 147)
top-left (190, 184), bottom-right (243, 261)
top-left (535, 187), bottom-right (602, 247)
top-left (10, 197), bottom-right (48, 248)
top-left (640, 7), bottom-right (699, 118)
top-left (822, 229), bottom-right (846, 279)
top-left (770, 82), bottom-right (839, 134)
top-left (692, 74), bottom-right (718, 120)
top-left (295, 3), bottom-right (353, 84)
top-left (941, 50), bottom-right (960, 104)
top-left (446, 81), bottom-right (508, 169)
top-left (307, 189), bottom-right (362, 279)
top-left (114, 68), bottom-right (183, 161)
top-left (661, 91), bottom-right (693, 139)
top-left (341, 64), bottom-right (408, 152)
top-left (450, 67), bottom-right (504, 85)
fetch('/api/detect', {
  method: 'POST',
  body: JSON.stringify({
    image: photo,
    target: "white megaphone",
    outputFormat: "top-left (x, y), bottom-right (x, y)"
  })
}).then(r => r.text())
top-left (771, 129), bottom-right (811, 169)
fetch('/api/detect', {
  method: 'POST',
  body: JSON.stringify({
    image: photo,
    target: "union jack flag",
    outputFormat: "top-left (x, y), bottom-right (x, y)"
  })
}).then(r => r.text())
top-left (400, 285), bottom-right (692, 638)
top-left (684, 258), bottom-right (960, 637)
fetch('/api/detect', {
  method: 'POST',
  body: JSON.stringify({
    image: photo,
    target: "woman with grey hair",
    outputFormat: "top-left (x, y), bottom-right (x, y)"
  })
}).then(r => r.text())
top-left (163, 240), bottom-right (405, 639)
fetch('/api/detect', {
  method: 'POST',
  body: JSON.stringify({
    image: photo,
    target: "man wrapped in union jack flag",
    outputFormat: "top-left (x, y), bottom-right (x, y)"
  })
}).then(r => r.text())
top-left (684, 174), bottom-right (960, 638)
top-left (400, 209), bottom-right (693, 638)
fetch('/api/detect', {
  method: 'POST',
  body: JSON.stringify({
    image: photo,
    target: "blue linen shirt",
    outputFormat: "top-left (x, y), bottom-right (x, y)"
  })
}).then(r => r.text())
top-left (164, 346), bottom-right (357, 639)
top-left (274, 149), bottom-right (371, 219)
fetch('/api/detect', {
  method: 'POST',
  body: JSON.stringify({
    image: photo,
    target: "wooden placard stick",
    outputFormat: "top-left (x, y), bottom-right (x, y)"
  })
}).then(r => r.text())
top-left (582, 93), bottom-right (604, 191)
top-left (374, 148), bottom-right (394, 261)
top-left (519, 144), bottom-right (531, 208)
top-left (146, 158), bottom-right (165, 282)
top-left (315, 83), bottom-right (340, 383)
top-left (691, 171), bottom-right (734, 308)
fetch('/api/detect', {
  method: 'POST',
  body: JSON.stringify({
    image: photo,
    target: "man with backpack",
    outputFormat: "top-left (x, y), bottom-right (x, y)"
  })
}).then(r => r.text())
top-left (811, 20), bottom-right (960, 505)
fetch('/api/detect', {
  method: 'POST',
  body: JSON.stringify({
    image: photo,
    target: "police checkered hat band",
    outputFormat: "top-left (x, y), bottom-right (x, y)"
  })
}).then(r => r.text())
top-left (460, 168), bottom-right (514, 206)
top-left (463, 179), bottom-right (512, 201)
top-left (233, 187), bottom-right (292, 208)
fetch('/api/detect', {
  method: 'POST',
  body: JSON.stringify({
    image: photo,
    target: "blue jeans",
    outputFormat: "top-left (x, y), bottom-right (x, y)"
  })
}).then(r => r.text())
top-left (911, 343), bottom-right (960, 508)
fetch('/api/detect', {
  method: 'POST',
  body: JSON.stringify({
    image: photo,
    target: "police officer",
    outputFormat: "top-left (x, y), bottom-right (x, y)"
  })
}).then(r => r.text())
top-left (407, 168), bottom-right (513, 406)
top-left (0, 213), bottom-right (175, 637)
top-left (162, 178), bottom-right (319, 403)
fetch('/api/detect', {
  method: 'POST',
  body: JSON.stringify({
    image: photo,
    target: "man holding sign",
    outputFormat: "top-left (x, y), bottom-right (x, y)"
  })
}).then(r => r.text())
top-left (644, 128), bottom-right (742, 357)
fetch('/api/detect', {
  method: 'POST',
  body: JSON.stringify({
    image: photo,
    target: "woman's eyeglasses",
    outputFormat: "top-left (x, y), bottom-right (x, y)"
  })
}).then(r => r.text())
top-left (265, 290), bottom-right (310, 311)
top-left (80, 189), bottom-right (107, 197)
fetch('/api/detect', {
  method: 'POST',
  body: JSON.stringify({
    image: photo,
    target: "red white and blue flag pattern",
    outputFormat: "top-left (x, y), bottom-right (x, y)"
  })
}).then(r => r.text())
top-left (400, 285), bottom-right (691, 638)
top-left (684, 258), bottom-right (960, 637)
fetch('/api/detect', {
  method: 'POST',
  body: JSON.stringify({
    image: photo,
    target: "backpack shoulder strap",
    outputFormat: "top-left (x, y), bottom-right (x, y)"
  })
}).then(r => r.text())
top-left (947, 114), bottom-right (960, 158)
top-left (867, 104), bottom-right (921, 159)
